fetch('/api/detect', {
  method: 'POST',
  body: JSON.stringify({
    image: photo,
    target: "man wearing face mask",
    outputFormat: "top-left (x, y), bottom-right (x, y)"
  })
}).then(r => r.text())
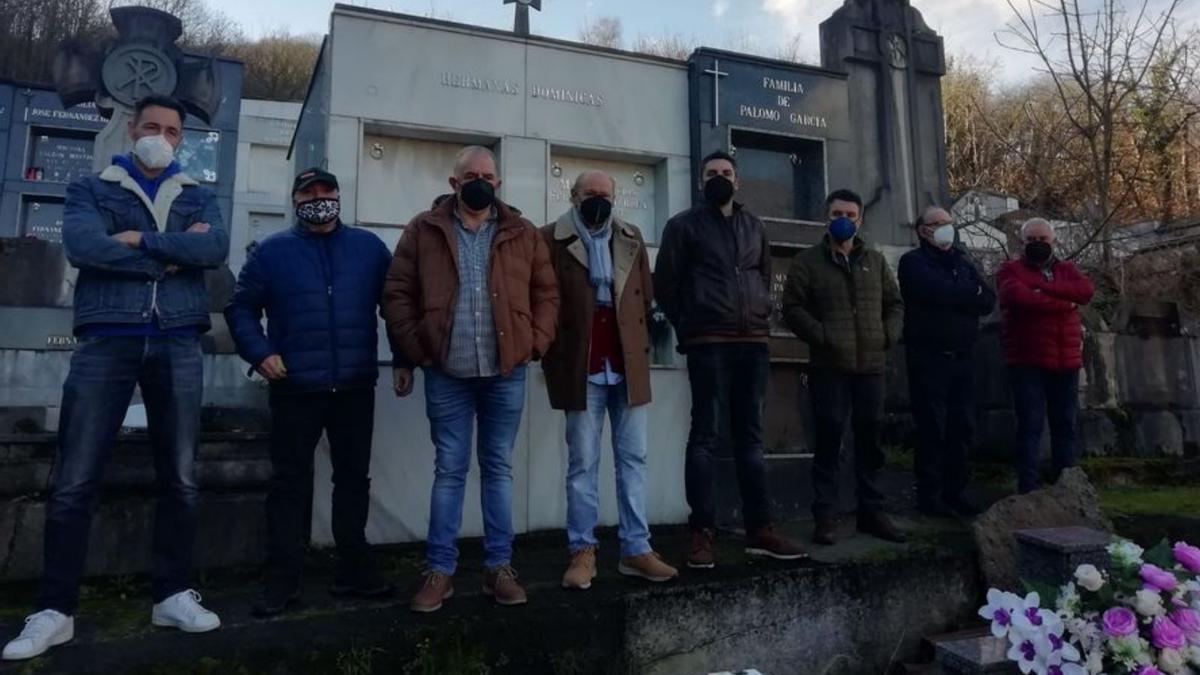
top-left (3, 96), bottom-right (228, 662)
top-left (224, 168), bottom-right (395, 617)
top-left (897, 206), bottom-right (995, 518)
top-left (655, 151), bottom-right (808, 570)
top-left (540, 171), bottom-right (679, 589)
top-left (997, 218), bottom-right (1094, 493)
top-left (383, 146), bottom-right (559, 612)
top-left (781, 189), bottom-right (905, 546)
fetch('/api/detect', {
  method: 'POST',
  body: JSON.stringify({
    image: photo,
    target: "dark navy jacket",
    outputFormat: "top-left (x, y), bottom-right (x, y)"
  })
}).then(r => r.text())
top-left (897, 241), bottom-right (996, 353)
top-left (225, 221), bottom-right (393, 394)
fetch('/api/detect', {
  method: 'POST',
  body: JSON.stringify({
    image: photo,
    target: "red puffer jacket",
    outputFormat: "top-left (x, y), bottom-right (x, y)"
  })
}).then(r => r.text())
top-left (996, 258), bottom-right (1095, 370)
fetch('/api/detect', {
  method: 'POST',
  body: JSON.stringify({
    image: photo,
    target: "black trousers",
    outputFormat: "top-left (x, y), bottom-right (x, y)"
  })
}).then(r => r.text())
top-left (809, 369), bottom-right (886, 519)
top-left (266, 387), bottom-right (375, 583)
top-left (906, 348), bottom-right (975, 504)
top-left (684, 343), bottom-right (772, 533)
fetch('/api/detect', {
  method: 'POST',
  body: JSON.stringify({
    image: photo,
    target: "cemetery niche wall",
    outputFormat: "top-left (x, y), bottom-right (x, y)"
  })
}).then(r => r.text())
top-left (0, 62), bottom-right (245, 408)
top-left (288, 0), bottom-right (953, 544)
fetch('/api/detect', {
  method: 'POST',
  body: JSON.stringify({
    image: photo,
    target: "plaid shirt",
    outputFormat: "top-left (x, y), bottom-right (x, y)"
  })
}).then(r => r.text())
top-left (443, 211), bottom-right (500, 378)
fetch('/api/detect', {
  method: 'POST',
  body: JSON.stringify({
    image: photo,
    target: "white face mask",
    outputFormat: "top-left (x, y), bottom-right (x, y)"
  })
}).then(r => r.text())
top-left (932, 224), bottom-right (956, 248)
top-left (132, 134), bottom-right (175, 170)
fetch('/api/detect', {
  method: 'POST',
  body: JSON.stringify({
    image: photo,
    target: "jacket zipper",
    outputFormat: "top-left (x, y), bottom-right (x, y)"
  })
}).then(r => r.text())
top-left (727, 213), bottom-right (749, 333)
top-left (319, 236), bottom-right (339, 392)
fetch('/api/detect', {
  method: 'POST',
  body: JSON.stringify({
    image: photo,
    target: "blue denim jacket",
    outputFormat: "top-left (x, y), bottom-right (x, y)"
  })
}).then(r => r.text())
top-left (62, 164), bottom-right (229, 333)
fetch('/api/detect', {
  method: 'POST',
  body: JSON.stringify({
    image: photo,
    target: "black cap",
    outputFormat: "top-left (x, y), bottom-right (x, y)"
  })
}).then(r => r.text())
top-left (293, 167), bottom-right (339, 193)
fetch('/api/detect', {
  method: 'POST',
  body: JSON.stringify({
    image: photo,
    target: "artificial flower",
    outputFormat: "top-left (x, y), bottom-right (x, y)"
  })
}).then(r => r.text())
top-left (1137, 589), bottom-right (1168, 617)
top-left (1103, 606), bottom-right (1139, 637)
top-left (1075, 565), bottom-right (1105, 592)
top-left (1151, 616), bottom-right (1188, 651)
top-left (980, 589), bottom-right (1023, 638)
top-left (1143, 564), bottom-right (1180, 592)
top-left (1174, 542), bottom-right (1200, 574)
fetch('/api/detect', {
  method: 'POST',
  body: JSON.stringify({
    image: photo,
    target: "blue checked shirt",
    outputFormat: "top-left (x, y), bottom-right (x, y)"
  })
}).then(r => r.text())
top-left (444, 211), bottom-right (500, 378)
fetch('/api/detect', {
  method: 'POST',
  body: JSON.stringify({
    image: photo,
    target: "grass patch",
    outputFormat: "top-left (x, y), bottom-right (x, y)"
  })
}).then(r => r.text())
top-left (1099, 486), bottom-right (1200, 518)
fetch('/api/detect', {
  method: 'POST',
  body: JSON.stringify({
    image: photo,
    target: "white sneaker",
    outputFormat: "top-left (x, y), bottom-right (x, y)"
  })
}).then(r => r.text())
top-left (151, 590), bottom-right (221, 633)
top-left (2, 609), bottom-right (74, 660)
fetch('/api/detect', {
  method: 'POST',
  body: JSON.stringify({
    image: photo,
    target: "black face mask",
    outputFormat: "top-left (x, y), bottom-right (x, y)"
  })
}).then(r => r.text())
top-left (578, 196), bottom-right (613, 228)
top-left (459, 178), bottom-right (495, 211)
top-left (1025, 240), bottom-right (1053, 265)
top-left (703, 176), bottom-right (735, 206)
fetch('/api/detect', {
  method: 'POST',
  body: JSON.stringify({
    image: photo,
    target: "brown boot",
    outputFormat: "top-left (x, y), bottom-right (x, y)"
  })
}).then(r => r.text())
top-left (562, 547), bottom-right (597, 590)
top-left (857, 511), bottom-right (907, 543)
top-left (618, 551), bottom-right (679, 582)
top-left (687, 528), bottom-right (716, 569)
top-left (746, 526), bottom-right (808, 560)
top-left (482, 565), bottom-right (528, 606)
top-left (813, 517), bottom-right (838, 546)
top-left (409, 571), bottom-right (454, 613)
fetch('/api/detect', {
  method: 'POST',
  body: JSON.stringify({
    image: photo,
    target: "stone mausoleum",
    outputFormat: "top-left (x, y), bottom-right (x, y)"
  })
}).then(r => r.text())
top-left (289, 0), bottom-right (949, 546)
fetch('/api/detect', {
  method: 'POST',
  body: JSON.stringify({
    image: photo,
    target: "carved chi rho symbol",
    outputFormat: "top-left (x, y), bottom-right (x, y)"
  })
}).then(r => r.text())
top-left (704, 59), bottom-right (729, 128)
top-left (118, 55), bottom-right (163, 98)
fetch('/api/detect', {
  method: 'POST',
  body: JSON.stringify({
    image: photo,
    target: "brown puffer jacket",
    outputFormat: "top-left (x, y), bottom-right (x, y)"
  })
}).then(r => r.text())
top-left (382, 196), bottom-right (559, 375)
top-left (781, 235), bottom-right (903, 374)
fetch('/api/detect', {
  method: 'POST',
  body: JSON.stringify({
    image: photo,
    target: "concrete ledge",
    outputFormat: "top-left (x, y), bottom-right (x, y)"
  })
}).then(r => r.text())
top-left (0, 522), bottom-right (983, 674)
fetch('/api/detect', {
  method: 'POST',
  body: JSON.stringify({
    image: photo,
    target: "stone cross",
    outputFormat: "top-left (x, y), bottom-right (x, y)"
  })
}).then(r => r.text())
top-left (52, 6), bottom-right (222, 172)
top-left (703, 59), bottom-right (729, 128)
top-left (504, 0), bottom-right (542, 37)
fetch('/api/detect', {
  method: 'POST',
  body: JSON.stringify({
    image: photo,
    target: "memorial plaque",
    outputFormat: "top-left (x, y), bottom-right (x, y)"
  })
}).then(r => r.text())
top-left (27, 132), bottom-right (95, 184)
top-left (177, 129), bottom-right (220, 183)
top-left (546, 155), bottom-right (657, 235)
top-left (21, 197), bottom-right (66, 243)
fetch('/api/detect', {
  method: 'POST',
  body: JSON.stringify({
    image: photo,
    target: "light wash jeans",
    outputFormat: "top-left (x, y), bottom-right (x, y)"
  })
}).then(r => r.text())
top-left (565, 382), bottom-right (651, 558)
top-left (424, 366), bottom-right (526, 574)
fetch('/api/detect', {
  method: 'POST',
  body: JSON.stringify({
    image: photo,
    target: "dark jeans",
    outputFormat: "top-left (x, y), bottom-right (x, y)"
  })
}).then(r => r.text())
top-left (907, 348), bottom-right (975, 504)
top-left (1010, 366), bottom-right (1080, 493)
top-left (267, 387), bottom-right (375, 585)
top-left (809, 369), bottom-right (886, 519)
top-left (40, 335), bottom-right (203, 614)
top-left (684, 342), bottom-right (771, 533)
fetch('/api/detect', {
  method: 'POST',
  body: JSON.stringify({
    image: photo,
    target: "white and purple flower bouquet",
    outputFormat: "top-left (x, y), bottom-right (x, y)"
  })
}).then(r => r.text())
top-left (978, 538), bottom-right (1200, 675)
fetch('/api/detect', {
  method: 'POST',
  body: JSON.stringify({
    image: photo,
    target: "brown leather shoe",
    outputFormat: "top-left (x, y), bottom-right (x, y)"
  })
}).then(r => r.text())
top-left (562, 547), bottom-right (597, 590)
top-left (482, 565), bottom-right (528, 606)
top-left (813, 517), bottom-right (838, 546)
top-left (687, 528), bottom-right (716, 569)
top-left (618, 551), bottom-right (679, 582)
top-left (409, 571), bottom-right (454, 613)
top-left (857, 511), bottom-right (907, 543)
top-left (746, 526), bottom-right (808, 560)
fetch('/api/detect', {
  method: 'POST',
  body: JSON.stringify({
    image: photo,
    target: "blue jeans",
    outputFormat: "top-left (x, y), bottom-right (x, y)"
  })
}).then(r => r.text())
top-left (564, 382), bottom-right (651, 558)
top-left (424, 366), bottom-right (526, 574)
top-left (1010, 366), bottom-right (1080, 493)
top-left (39, 335), bottom-right (203, 614)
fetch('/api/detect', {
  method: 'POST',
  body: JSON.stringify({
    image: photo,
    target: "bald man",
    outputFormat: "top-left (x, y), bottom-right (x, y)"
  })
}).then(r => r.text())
top-left (897, 207), bottom-right (995, 517)
top-left (540, 171), bottom-right (678, 589)
top-left (383, 145), bottom-right (559, 612)
top-left (996, 218), bottom-right (1094, 493)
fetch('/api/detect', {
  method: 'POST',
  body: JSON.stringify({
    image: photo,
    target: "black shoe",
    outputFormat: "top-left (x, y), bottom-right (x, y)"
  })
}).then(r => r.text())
top-left (944, 494), bottom-right (983, 518)
top-left (330, 561), bottom-right (395, 599)
top-left (812, 517), bottom-right (838, 546)
top-left (917, 496), bottom-right (957, 519)
top-left (252, 581), bottom-right (301, 618)
top-left (857, 511), bottom-right (907, 543)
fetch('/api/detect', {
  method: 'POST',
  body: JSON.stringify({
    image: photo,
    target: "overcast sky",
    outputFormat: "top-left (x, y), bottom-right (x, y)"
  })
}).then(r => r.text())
top-left (205, 0), bottom-right (1196, 83)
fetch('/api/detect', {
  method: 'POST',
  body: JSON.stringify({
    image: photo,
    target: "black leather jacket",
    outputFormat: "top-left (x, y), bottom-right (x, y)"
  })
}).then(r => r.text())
top-left (654, 202), bottom-right (772, 349)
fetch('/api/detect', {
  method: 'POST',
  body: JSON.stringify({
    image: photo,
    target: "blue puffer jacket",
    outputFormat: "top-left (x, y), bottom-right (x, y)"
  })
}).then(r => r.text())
top-left (63, 163), bottom-right (228, 332)
top-left (225, 222), bottom-right (393, 393)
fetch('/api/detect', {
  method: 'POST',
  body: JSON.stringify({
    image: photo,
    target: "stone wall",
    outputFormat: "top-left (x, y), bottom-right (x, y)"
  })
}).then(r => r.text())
top-left (883, 320), bottom-right (1200, 460)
